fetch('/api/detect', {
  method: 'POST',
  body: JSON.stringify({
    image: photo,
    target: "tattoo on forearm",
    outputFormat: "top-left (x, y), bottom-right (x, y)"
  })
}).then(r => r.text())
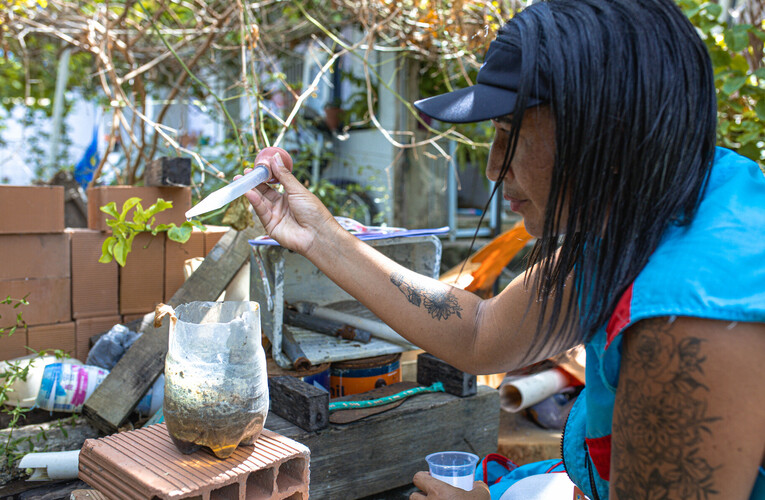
top-left (390, 272), bottom-right (462, 320)
top-left (613, 318), bottom-right (721, 499)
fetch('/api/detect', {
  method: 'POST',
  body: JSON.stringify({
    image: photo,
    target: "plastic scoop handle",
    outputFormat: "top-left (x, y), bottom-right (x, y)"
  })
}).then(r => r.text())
top-left (185, 164), bottom-right (271, 219)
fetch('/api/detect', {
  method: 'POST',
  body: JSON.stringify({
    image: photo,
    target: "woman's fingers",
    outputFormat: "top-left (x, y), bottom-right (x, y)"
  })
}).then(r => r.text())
top-left (253, 147), bottom-right (293, 181)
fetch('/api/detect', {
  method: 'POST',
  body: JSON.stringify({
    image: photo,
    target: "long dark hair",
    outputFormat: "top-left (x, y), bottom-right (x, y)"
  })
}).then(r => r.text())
top-left (493, 0), bottom-right (717, 357)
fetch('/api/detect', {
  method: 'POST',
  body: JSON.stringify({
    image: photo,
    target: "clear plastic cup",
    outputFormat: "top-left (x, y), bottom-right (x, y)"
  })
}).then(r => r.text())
top-left (426, 451), bottom-right (480, 491)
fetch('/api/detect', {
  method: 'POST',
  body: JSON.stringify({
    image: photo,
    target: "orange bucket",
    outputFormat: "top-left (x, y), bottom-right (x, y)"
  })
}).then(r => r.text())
top-left (329, 354), bottom-right (402, 398)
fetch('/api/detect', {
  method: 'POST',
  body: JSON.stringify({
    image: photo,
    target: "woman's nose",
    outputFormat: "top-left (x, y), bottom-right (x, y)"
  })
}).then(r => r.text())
top-left (487, 143), bottom-right (508, 183)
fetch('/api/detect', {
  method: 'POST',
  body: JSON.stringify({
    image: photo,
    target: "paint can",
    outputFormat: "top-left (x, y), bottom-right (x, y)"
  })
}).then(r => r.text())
top-left (302, 368), bottom-right (330, 392)
top-left (329, 353), bottom-right (402, 398)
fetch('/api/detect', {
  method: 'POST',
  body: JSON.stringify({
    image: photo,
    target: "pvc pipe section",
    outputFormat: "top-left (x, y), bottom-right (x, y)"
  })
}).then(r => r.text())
top-left (306, 304), bottom-right (415, 348)
top-left (18, 450), bottom-right (81, 481)
top-left (499, 369), bottom-right (570, 413)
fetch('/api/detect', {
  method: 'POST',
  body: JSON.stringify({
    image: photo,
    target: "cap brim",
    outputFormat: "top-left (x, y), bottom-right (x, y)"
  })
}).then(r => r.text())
top-left (414, 84), bottom-right (540, 124)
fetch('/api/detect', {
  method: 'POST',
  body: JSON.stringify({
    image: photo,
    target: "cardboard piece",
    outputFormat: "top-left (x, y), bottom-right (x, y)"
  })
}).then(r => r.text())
top-left (74, 315), bottom-right (122, 362)
top-left (119, 233), bottom-right (165, 315)
top-left (0, 186), bottom-right (65, 234)
top-left (0, 330), bottom-right (29, 362)
top-left (68, 229), bottom-right (119, 319)
top-left (86, 186), bottom-right (191, 232)
top-left (163, 228), bottom-right (205, 301)
top-left (27, 321), bottom-right (76, 356)
top-left (0, 234), bottom-right (70, 281)
top-left (0, 277), bottom-right (71, 328)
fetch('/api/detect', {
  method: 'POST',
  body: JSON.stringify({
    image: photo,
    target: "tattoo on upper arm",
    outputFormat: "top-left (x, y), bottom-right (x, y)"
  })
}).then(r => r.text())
top-left (613, 318), bottom-right (721, 499)
top-left (390, 272), bottom-right (463, 320)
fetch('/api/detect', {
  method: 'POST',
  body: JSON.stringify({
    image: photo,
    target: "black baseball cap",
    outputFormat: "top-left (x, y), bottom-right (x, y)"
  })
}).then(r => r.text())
top-left (413, 26), bottom-right (550, 124)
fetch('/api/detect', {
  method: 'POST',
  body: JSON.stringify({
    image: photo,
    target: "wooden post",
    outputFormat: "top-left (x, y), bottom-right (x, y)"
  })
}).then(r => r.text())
top-left (416, 352), bottom-right (477, 397)
top-left (268, 376), bottom-right (329, 432)
top-left (82, 227), bottom-right (258, 434)
top-left (144, 157), bottom-right (191, 187)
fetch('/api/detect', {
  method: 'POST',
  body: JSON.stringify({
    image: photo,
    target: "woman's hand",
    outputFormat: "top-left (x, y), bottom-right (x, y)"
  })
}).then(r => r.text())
top-left (410, 472), bottom-right (490, 500)
top-left (239, 147), bottom-right (338, 255)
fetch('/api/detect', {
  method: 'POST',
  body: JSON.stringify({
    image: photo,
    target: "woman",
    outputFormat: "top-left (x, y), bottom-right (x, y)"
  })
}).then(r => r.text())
top-left (243, 0), bottom-right (765, 498)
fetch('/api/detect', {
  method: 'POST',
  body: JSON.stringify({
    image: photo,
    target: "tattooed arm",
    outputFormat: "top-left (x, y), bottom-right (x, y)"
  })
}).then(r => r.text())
top-left (244, 148), bottom-right (574, 374)
top-left (610, 317), bottom-right (765, 499)
top-left (297, 222), bottom-right (573, 374)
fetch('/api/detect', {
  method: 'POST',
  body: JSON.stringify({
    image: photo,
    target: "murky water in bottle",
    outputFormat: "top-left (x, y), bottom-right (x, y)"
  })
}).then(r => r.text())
top-left (160, 301), bottom-right (268, 459)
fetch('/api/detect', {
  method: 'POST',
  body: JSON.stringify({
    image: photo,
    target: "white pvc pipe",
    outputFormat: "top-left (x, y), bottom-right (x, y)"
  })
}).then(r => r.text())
top-left (18, 450), bottom-right (80, 481)
top-left (499, 369), bottom-right (570, 413)
top-left (310, 305), bottom-right (415, 348)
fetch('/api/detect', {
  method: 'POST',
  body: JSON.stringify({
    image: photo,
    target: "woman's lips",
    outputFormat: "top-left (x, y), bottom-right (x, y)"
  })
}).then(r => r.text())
top-left (505, 194), bottom-right (527, 212)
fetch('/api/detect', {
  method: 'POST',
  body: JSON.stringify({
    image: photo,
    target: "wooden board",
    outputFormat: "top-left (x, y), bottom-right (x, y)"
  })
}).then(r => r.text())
top-left (417, 352), bottom-right (477, 397)
top-left (269, 376), bottom-right (329, 432)
top-left (265, 385), bottom-right (499, 499)
top-left (82, 227), bottom-right (258, 434)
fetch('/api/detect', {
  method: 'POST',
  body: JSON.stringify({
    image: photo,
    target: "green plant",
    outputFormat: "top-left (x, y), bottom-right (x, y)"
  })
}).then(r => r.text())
top-left (0, 295), bottom-right (28, 338)
top-left (0, 295), bottom-right (71, 470)
top-left (98, 197), bottom-right (204, 267)
top-left (0, 348), bottom-right (71, 470)
top-left (678, 0), bottom-right (765, 168)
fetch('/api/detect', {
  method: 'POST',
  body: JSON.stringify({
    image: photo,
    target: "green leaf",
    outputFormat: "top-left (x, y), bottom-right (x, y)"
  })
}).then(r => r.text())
top-left (132, 203), bottom-right (147, 225)
top-left (709, 50), bottom-right (731, 70)
top-left (737, 142), bottom-right (762, 163)
top-left (98, 236), bottom-right (116, 264)
top-left (730, 54), bottom-right (750, 73)
top-left (114, 240), bottom-right (129, 267)
top-left (703, 3), bottom-right (722, 19)
top-left (99, 202), bottom-right (119, 218)
top-left (755, 68), bottom-right (765, 80)
top-left (683, 5), bottom-right (702, 19)
top-left (119, 198), bottom-right (142, 222)
top-left (722, 75), bottom-right (748, 95)
top-left (145, 199), bottom-right (173, 218)
top-left (167, 223), bottom-right (192, 243)
top-left (755, 100), bottom-right (765, 121)
top-left (724, 25), bottom-right (753, 51)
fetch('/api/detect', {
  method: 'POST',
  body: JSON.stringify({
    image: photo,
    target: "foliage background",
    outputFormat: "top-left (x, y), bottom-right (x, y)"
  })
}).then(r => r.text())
top-left (1, 0), bottom-right (763, 201)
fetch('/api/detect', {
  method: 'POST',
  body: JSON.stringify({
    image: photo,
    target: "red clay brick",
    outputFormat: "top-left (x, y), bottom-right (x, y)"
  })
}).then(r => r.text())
top-left (79, 424), bottom-right (309, 499)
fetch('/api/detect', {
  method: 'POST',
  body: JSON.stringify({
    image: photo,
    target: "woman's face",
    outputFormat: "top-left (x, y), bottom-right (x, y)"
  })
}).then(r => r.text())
top-left (487, 106), bottom-right (558, 238)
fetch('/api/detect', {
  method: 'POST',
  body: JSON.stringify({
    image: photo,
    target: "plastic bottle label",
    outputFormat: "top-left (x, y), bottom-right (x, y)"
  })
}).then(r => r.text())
top-left (36, 363), bottom-right (109, 412)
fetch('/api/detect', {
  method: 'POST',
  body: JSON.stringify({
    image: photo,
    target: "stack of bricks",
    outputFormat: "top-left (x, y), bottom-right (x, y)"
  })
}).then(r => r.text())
top-left (78, 424), bottom-right (309, 499)
top-left (0, 185), bottom-right (231, 364)
top-left (0, 187), bottom-right (73, 359)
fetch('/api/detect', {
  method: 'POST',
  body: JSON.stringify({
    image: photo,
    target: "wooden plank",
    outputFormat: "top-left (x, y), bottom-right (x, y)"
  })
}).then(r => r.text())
top-left (268, 376), bottom-right (329, 432)
top-left (265, 385), bottom-right (499, 499)
top-left (416, 352), bottom-right (477, 397)
top-left (82, 227), bottom-right (258, 434)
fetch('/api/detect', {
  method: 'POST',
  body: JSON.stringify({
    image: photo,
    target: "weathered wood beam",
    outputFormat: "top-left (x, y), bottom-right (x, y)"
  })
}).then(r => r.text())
top-left (416, 352), bottom-right (477, 397)
top-left (268, 376), bottom-right (329, 432)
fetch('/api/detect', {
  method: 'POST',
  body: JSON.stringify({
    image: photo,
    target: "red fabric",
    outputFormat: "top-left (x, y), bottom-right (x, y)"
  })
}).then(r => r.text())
top-left (545, 460), bottom-right (565, 473)
top-left (482, 453), bottom-right (517, 485)
top-left (586, 434), bottom-right (612, 480)
top-left (605, 283), bottom-right (634, 349)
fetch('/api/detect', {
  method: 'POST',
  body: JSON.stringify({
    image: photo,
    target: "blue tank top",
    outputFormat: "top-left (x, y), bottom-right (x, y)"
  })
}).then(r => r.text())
top-left (562, 147), bottom-right (765, 499)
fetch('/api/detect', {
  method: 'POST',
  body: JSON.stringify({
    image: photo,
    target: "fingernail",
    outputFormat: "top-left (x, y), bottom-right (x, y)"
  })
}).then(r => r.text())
top-left (274, 154), bottom-right (285, 170)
